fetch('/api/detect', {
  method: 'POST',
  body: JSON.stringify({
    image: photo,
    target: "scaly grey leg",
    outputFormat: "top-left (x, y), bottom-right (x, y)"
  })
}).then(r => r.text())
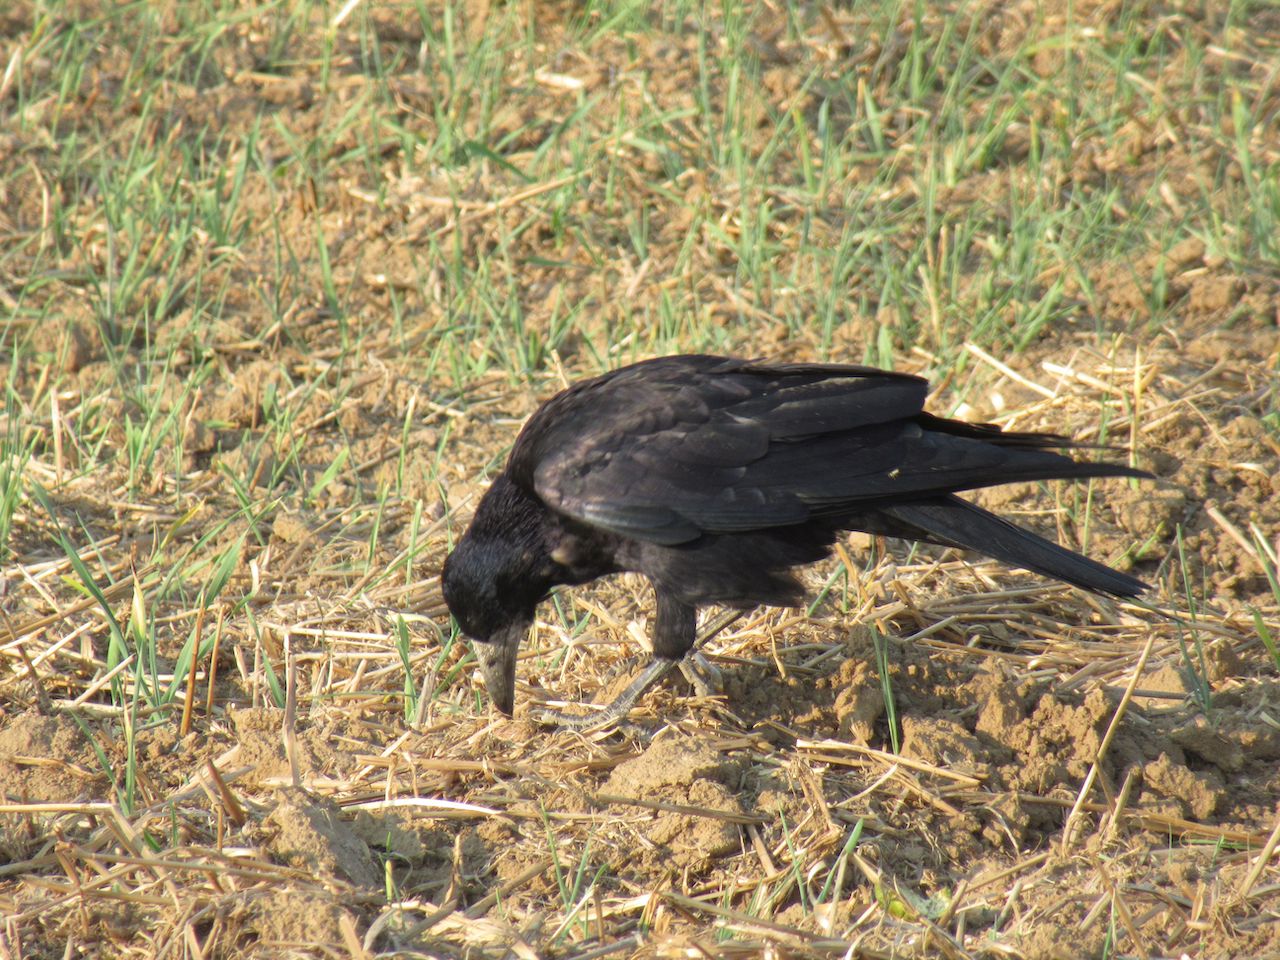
top-left (535, 608), bottom-right (743, 730)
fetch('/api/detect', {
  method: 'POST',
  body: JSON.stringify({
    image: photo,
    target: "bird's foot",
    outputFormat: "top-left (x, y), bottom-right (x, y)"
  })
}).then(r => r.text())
top-left (533, 609), bottom-right (743, 731)
top-left (677, 650), bottom-right (724, 699)
top-left (532, 657), bottom-right (677, 731)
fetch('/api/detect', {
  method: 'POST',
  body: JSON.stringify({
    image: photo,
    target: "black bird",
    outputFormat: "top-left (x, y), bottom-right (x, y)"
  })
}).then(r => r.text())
top-left (442, 355), bottom-right (1149, 718)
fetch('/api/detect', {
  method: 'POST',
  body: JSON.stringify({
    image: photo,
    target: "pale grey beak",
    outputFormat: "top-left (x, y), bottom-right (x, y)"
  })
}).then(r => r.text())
top-left (472, 623), bottom-right (524, 716)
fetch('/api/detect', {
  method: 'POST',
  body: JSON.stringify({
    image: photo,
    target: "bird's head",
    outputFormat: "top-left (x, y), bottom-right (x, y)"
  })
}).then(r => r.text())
top-left (440, 476), bottom-right (558, 715)
top-left (441, 537), bottom-right (537, 715)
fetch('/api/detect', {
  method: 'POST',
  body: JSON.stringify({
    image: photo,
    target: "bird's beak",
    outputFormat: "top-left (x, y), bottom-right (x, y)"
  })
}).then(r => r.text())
top-left (472, 623), bottom-right (524, 716)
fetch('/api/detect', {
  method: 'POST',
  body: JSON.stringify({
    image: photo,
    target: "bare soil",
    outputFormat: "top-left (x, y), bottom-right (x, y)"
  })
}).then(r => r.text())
top-left (3, 1), bottom-right (1279, 958)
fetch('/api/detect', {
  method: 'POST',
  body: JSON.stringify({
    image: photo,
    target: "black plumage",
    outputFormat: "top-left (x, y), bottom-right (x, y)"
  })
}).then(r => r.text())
top-left (441, 355), bottom-right (1150, 716)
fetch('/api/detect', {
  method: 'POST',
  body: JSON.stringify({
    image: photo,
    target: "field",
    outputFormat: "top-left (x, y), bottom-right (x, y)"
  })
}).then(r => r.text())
top-left (2, 0), bottom-right (1280, 956)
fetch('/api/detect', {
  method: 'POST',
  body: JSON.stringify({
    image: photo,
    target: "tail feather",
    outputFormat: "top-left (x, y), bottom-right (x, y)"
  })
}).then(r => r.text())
top-left (878, 495), bottom-right (1148, 598)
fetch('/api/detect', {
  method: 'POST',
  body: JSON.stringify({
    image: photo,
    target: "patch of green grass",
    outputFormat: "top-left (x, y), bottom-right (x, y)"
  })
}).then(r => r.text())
top-left (1249, 526), bottom-right (1280, 671)
top-left (815, 818), bottom-right (865, 911)
top-left (870, 624), bottom-right (901, 753)
top-left (1173, 524), bottom-right (1214, 715)
top-left (394, 614), bottom-right (419, 722)
top-left (0, 371), bottom-right (37, 565)
top-left (540, 809), bottom-right (608, 944)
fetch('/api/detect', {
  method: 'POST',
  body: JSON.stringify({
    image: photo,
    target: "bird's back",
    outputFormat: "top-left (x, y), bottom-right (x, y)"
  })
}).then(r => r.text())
top-left (503, 356), bottom-right (1144, 552)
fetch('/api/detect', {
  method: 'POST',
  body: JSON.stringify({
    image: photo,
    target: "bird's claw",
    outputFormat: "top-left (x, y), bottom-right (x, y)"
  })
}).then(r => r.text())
top-left (678, 651), bottom-right (724, 699)
top-left (531, 657), bottom-right (677, 731)
top-left (531, 609), bottom-right (743, 730)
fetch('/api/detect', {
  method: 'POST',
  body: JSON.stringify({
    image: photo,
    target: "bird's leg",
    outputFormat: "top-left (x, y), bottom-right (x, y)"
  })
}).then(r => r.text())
top-left (646, 592), bottom-right (729, 699)
top-left (649, 591), bottom-right (697, 658)
top-left (535, 605), bottom-right (743, 730)
top-left (532, 592), bottom-right (692, 730)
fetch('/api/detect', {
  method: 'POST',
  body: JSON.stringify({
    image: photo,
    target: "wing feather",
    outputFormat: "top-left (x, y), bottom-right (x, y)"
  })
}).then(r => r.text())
top-left (517, 357), bottom-right (934, 543)
top-left (511, 355), bottom-right (1136, 545)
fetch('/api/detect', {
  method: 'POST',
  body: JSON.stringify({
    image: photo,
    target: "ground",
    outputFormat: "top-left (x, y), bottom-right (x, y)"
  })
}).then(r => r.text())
top-left (1, 0), bottom-right (1279, 958)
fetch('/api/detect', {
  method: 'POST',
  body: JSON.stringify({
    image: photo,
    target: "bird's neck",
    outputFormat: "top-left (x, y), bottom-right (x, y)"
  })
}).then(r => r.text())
top-left (473, 474), bottom-right (617, 589)
top-left (466, 474), bottom-right (564, 595)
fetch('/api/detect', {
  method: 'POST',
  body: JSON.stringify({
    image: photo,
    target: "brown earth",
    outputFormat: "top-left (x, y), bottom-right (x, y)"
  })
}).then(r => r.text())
top-left (2, 0), bottom-right (1280, 958)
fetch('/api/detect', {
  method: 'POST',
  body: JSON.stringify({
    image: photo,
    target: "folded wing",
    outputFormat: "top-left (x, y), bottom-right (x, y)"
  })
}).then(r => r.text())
top-left (515, 356), bottom-right (1144, 547)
